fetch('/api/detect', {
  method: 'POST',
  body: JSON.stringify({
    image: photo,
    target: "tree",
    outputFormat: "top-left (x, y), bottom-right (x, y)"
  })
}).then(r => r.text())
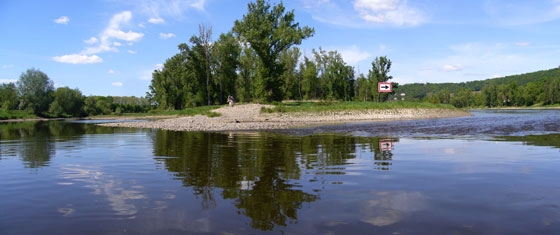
top-left (16, 68), bottom-right (54, 115)
top-left (482, 84), bottom-right (499, 107)
top-left (354, 73), bottom-right (369, 101)
top-left (148, 52), bottom-right (189, 110)
top-left (237, 47), bottom-right (260, 102)
top-left (543, 77), bottom-right (560, 105)
top-left (233, 0), bottom-right (314, 102)
top-left (279, 47), bottom-right (301, 100)
top-left (50, 87), bottom-right (85, 117)
top-left (0, 83), bottom-right (19, 110)
top-left (299, 56), bottom-right (319, 100)
top-left (213, 32), bottom-right (241, 104)
top-left (190, 24), bottom-right (214, 105)
top-left (368, 56), bottom-right (393, 102)
top-left (451, 88), bottom-right (474, 108)
top-left (313, 48), bottom-right (354, 101)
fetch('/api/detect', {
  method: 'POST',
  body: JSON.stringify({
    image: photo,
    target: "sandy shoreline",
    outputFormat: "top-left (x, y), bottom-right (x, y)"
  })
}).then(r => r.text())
top-left (98, 104), bottom-right (471, 132)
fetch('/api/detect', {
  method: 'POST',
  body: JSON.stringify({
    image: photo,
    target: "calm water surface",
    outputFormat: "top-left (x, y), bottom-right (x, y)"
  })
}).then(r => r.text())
top-left (1, 110), bottom-right (559, 234)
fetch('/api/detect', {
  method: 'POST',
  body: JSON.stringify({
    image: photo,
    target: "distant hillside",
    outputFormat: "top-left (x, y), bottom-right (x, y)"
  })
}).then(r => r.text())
top-left (395, 67), bottom-right (560, 100)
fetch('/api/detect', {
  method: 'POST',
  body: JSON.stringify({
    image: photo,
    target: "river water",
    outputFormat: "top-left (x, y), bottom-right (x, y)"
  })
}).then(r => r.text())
top-left (1, 109), bottom-right (559, 234)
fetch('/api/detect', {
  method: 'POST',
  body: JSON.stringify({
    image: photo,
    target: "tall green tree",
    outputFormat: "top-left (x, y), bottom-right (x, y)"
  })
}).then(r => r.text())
top-left (299, 56), bottom-right (318, 100)
top-left (354, 73), bottom-right (369, 101)
top-left (368, 56), bottom-right (393, 102)
top-left (279, 47), bottom-right (301, 100)
top-left (147, 51), bottom-right (189, 110)
top-left (213, 32), bottom-right (241, 104)
top-left (190, 24), bottom-right (214, 105)
top-left (237, 47), bottom-right (261, 102)
top-left (16, 68), bottom-right (54, 115)
top-left (313, 49), bottom-right (354, 101)
top-left (233, 0), bottom-right (314, 102)
top-left (0, 83), bottom-right (19, 110)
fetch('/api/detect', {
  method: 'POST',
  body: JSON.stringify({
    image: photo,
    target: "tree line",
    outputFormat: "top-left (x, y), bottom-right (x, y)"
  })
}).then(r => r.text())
top-left (400, 67), bottom-right (560, 108)
top-left (0, 68), bottom-right (150, 118)
top-left (147, 0), bottom-right (396, 110)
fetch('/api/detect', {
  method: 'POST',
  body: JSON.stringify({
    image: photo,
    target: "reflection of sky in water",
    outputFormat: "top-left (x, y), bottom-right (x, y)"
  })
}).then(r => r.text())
top-left (58, 164), bottom-right (150, 218)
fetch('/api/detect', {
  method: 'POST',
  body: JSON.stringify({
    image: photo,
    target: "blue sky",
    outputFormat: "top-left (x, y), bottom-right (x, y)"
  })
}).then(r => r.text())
top-left (1, 0), bottom-right (559, 97)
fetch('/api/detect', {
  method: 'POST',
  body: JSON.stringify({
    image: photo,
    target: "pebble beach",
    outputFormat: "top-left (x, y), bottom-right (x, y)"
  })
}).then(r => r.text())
top-left (98, 104), bottom-right (471, 132)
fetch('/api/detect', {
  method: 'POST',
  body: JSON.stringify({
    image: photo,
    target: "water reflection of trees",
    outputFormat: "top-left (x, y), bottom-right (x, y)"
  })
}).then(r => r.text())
top-left (152, 131), bottom-right (398, 231)
top-left (0, 121), bottom-right (131, 168)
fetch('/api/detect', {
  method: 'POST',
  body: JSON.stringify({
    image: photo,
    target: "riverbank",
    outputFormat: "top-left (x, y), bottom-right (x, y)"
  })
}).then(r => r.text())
top-left (98, 104), bottom-right (471, 132)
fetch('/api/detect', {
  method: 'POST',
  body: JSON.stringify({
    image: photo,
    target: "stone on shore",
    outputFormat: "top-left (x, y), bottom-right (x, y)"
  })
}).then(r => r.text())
top-left (98, 104), bottom-right (471, 132)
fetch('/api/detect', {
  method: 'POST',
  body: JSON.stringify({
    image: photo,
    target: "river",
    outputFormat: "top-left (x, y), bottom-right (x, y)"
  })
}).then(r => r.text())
top-left (1, 109), bottom-right (559, 234)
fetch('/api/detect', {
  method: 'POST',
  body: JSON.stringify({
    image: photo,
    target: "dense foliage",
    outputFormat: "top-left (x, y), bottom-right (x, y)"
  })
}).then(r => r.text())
top-left (397, 68), bottom-right (560, 107)
top-left (147, 0), bottom-right (395, 110)
top-left (0, 69), bottom-right (150, 118)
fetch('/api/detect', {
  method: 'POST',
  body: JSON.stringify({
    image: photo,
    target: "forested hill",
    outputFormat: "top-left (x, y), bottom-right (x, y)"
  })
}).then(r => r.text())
top-left (396, 67), bottom-right (560, 100)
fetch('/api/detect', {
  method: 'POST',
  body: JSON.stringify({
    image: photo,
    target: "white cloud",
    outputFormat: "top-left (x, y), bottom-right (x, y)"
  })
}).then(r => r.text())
top-left (300, 0), bottom-right (426, 28)
top-left (108, 69), bottom-right (116, 74)
top-left (515, 42), bottom-right (531, 47)
top-left (54, 16), bottom-right (70, 24)
top-left (353, 0), bottom-right (426, 26)
top-left (337, 45), bottom-right (371, 66)
top-left (442, 64), bottom-right (463, 72)
top-left (1, 64), bottom-right (14, 69)
top-left (159, 33), bottom-right (176, 39)
top-left (112, 82), bottom-right (123, 87)
top-left (128, 50), bottom-right (137, 54)
top-left (55, 11), bottom-right (144, 64)
top-left (53, 54), bottom-right (103, 64)
top-left (148, 17), bottom-right (165, 24)
top-left (84, 37), bottom-right (99, 44)
top-left (0, 79), bottom-right (17, 84)
top-left (81, 11), bottom-right (144, 55)
top-left (133, 0), bottom-right (208, 21)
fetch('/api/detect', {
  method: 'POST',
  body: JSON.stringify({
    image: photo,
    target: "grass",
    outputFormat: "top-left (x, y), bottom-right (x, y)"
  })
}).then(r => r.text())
top-left (103, 105), bottom-right (222, 118)
top-left (0, 110), bottom-right (37, 120)
top-left (261, 101), bottom-right (457, 113)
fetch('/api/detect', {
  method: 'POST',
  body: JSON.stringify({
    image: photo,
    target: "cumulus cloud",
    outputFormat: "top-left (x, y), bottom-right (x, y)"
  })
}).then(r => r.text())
top-left (81, 11), bottom-right (144, 55)
top-left (84, 37), bottom-right (99, 44)
top-left (354, 0), bottom-right (426, 26)
top-left (300, 0), bottom-right (426, 28)
top-left (53, 54), bottom-right (103, 64)
top-left (159, 33), bottom-right (176, 39)
top-left (112, 82), bottom-right (123, 87)
top-left (149, 17), bottom-right (165, 24)
top-left (54, 16), bottom-right (70, 24)
top-left (54, 11), bottom-right (144, 64)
